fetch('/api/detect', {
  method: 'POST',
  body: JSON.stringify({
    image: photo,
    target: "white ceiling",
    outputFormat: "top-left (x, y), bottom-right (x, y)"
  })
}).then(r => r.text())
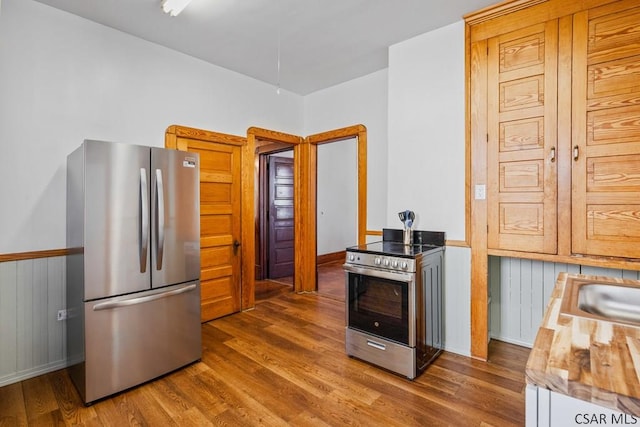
top-left (33, 0), bottom-right (497, 95)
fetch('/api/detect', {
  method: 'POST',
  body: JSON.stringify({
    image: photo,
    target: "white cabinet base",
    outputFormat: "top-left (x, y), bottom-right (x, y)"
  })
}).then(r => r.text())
top-left (526, 384), bottom-right (639, 426)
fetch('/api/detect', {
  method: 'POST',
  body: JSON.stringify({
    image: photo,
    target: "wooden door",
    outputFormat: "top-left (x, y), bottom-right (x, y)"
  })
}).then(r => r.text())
top-left (166, 126), bottom-right (244, 322)
top-left (268, 156), bottom-right (294, 278)
top-left (572, 2), bottom-right (640, 258)
top-left (487, 21), bottom-right (558, 254)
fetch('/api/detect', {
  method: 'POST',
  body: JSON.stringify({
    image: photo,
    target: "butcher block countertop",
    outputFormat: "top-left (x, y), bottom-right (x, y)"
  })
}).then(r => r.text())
top-left (526, 272), bottom-right (640, 416)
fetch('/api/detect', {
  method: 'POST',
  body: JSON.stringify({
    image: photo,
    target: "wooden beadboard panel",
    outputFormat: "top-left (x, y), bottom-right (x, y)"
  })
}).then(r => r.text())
top-left (0, 256), bottom-right (67, 387)
top-left (489, 257), bottom-right (640, 347)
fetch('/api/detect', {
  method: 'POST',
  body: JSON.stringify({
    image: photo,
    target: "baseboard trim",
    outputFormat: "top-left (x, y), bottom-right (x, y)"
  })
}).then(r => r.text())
top-left (317, 251), bottom-right (345, 265)
top-left (0, 359), bottom-right (70, 387)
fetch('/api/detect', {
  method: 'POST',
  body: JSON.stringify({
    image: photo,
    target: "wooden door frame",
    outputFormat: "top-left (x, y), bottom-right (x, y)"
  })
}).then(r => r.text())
top-left (243, 128), bottom-right (304, 310)
top-left (306, 124), bottom-right (369, 249)
top-left (165, 124), bottom-right (247, 319)
top-left (166, 124), bottom-right (368, 312)
top-left (243, 125), bottom-right (368, 309)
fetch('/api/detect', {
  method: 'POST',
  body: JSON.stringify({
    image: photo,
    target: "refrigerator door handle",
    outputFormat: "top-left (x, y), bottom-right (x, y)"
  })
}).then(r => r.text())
top-left (155, 168), bottom-right (165, 270)
top-left (139, 168), bottom-right (149, 273)
top-left (92, 283), bottom-right (197, 311)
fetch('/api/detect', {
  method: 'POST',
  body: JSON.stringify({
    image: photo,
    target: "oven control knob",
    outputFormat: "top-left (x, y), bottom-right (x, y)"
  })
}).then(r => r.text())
top-left (382, 258), bottom-right (389, 266)
top-left (401, 262), bottom-right (408, 270)
top-left (348, 254), bottom-right (355, 262)
top-left (392, 260), bottom-right (398, 268)
top-left (374, 257), bottom-right (381, 265)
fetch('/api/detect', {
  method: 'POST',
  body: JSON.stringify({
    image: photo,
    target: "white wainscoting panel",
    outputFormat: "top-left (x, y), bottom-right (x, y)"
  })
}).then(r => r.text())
top-left (489, 257), bottom-right (640, 348)
top-left (0, 256), bottom-right (67, 386)
top-left (443, 246), bottom-right (471, 357)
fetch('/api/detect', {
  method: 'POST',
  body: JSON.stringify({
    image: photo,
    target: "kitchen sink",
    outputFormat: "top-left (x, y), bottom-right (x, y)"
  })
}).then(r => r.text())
top-left (561, 278), bottom-right (640, 327)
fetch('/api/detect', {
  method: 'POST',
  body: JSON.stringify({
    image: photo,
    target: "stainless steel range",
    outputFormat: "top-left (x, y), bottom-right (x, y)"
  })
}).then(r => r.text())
top-left (344, 229), bottom-right (444, 379)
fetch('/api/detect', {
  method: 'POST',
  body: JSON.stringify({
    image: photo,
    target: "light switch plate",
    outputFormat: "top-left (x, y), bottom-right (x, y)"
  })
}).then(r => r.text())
top-left (475, 184), bottom-right (486, 200)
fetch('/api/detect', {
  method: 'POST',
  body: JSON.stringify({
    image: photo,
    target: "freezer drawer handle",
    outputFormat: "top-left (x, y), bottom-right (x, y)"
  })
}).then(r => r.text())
top-left (92, 283), bottom-right (197, 311)
top-left (139, 168), bottom-right (149, 273)
top-left (155, 169), bottom-right (165, 270)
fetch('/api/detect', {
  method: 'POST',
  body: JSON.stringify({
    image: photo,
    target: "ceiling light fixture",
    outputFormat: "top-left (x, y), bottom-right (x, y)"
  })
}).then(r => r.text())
top-left (161, 0), bottom-right (192, 17)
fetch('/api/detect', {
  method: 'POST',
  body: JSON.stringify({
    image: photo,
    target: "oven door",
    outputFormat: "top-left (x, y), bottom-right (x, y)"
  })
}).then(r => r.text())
top-left (344, 265), bottom-right (414, 346)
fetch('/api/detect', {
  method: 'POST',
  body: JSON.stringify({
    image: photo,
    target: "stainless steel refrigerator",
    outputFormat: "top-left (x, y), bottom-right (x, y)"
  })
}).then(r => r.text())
top-left (66, 139), bottom-right (201, 404)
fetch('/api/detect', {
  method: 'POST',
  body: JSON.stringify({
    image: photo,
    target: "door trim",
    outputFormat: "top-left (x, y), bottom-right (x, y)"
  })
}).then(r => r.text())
top-left (166, 124), bottom-right (368, 312)
top-left (245, 125), bottom-right (368, 306)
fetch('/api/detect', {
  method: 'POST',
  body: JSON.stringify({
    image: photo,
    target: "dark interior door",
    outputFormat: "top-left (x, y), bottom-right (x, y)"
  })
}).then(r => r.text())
top-left (268, 156), bottom-right (294, 278)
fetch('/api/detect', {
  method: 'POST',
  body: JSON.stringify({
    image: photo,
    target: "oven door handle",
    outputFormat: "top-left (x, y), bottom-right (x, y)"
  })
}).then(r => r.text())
top-left (343, 264), bottom-right (414, 283)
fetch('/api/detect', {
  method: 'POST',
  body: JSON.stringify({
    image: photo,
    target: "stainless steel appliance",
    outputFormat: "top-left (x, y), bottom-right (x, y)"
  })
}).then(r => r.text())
top-left (66, 139), bottom-right (201, 404)
top-left (344, 229), bottom-right (444, 379)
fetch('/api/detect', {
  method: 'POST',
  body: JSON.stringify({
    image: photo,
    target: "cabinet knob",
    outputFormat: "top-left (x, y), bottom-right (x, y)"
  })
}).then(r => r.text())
top-left (573, 145), bottom-right (579, 161)
top-left (550, 146), bottom-right (556, 162)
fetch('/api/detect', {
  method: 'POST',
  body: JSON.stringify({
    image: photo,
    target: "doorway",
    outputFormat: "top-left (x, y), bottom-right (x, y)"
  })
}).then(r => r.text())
top-left (243, 125), bottom-right (367, 309)
top-left (257, 150), bottom-right (295, 283)
top-left (315, 138), bottom-right (358, 301)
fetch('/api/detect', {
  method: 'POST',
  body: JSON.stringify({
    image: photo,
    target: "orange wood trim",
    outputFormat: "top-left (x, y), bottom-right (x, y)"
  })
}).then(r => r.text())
top-left (357, 130), bottom-right (368, 246)
top-left (242, 132), bottom-right (258, 309)
top-left (464, 23), bottom-right (472, 249)
top-left (557, 14), bottom-right (573, 257)
top-left (165, 129), bottom-right (178, 150)
top-left (469, 38), bottom-right (489, 361)
top-left (488, 249), bottom-right (640, 271)
top-left (0, 248), bottom-right (74, 263)
top-left (306, 125), bottom-right (368, 247)
top-left (246, 127), bottom-right (309, 295)
top-left (255, 142), bottom-right (294, 155)
top-left (317, 251), bottom-right (345, 265)
top-left (366, 230), bottom-right (383, 236)
top-left (446, 240), bottom-right (470, 248)
top-left (467, 0), bottom-right (621, 43)
top-left (298, 140), bottom-right (316, 293)
top-left (166, 125), bottom-right (246, 146)
top-left (306, 124), bottom-right (367, 145)
top-left (247, 127), bottom-right (303, 145)
top-left (464, 0), bottom-right (547, 26)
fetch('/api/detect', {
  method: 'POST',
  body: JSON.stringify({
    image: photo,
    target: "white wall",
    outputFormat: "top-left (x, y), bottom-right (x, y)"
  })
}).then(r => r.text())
top-left (304, 70), bottom-right (389, 252)
top-left (388, 21), bottom-right (470, 355)
top-left (316, 139), bottom-right (358, 254)
top-left (1, 0), bottom-right (475, 356)
top-left (0, 0), bottom-right (303, 254)
top-left (387, 21), bottom-right (465, 239)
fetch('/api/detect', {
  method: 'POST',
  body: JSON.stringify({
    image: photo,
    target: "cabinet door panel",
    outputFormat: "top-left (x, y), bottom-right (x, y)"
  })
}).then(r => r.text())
top-left (573, 5), bottom-right (640, 258)
top-left (500, 117), bottom-right (544, 152)
top-left (488, 21), bottom-right (558, 254)
top-left (587, 6), bottom-right (640, 65)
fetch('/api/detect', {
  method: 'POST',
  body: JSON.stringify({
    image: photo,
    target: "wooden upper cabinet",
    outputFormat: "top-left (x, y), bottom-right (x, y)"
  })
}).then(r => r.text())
top-left (571, 1), bottom-right (640, 258)
top-left (487, 21), bottom-right (558, 254)
top-left (476, 0), bottom-right (640, 260)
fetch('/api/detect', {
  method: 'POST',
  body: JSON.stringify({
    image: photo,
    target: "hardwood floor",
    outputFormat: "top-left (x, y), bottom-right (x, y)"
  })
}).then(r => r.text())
top-left (316, 261), bottom-right (345, 301)
top-left (255, 260), bottom-right (345, 303)
top-left (1, 284), bottom-right (530, 426)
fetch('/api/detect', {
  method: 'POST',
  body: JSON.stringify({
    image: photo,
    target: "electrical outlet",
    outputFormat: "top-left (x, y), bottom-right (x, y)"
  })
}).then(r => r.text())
top-left (57, 309), bottom-right (67, 321)
top-left (474, 184), bottom-right (486, 200)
